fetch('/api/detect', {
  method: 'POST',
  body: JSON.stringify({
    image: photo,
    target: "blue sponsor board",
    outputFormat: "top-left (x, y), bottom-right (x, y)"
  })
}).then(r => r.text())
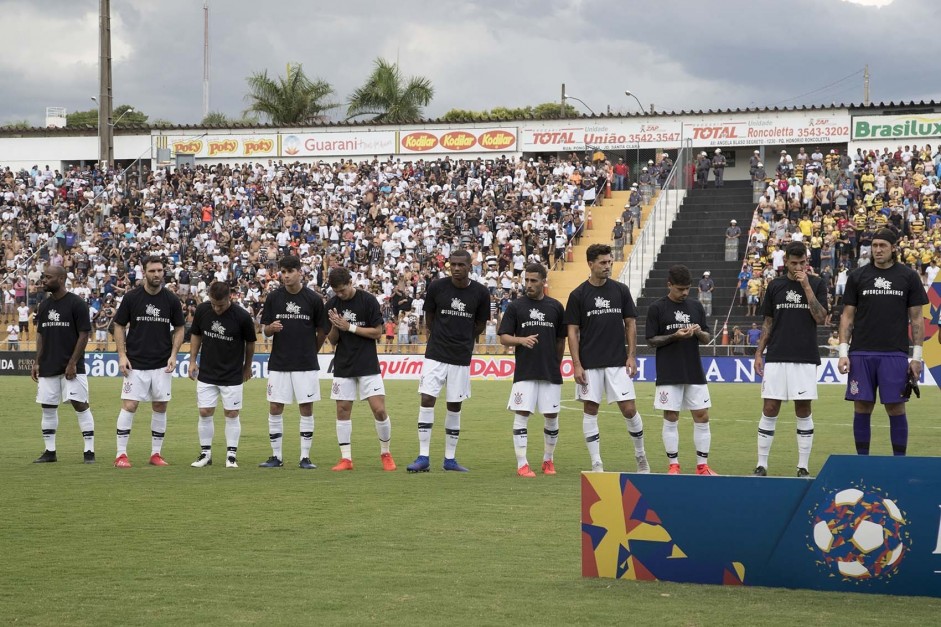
top-left (582, 456), bottom-right (941, 597)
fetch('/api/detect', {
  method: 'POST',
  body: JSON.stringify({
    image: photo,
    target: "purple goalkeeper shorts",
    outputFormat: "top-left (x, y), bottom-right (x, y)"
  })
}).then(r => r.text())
top-left (845, 352), bottom-right (909, 404)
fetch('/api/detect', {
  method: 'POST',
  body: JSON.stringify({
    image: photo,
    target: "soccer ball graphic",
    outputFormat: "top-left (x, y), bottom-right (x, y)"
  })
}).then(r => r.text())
top-left (810, 488), bottom-right (907, 580)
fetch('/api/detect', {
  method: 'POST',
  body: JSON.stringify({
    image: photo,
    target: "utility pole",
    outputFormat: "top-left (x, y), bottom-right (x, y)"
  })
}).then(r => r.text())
top-left (561, 83), bottom-right (566, 118)
top-left (203, 1), bottom-right (210, 119)
top-left (863, 65), bottom-right (870, 106)
top-left (98, 0), bottom-right (113, 169)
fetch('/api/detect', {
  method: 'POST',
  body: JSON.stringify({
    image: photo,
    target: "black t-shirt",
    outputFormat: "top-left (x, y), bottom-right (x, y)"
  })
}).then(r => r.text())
top-left (645, 296), bottom-right (706, 385)
top-left (759, 275), bottom-right (829, 364)
top-left (36, 292), bottom-right (91, 377)
top-left (114, 287), bottom-right (185, 369)
top-left (498, 295), bottom-right (565, 384)
top-left (261, 286), bottom-right (329, 371)
top-left (843, 262), bottom-right (927, 354)
top-left (325, 289), bottom-right (383, 378)
top-left (190, 302), bottom-right (257, 386)
top-left (424, 278), bottom-right (491, 366)
top-left (564, 279), bottom-right (636, 369)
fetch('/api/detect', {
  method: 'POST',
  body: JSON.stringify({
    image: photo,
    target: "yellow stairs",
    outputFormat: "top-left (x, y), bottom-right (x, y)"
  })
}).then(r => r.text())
top-left (548, 190), bottom-right (656, 304)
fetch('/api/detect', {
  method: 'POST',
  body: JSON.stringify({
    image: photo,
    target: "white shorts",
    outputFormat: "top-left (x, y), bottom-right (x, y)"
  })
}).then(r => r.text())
top-left (121, 368), bottom-right (172, 402)
top-left (331, 374), bottom-right (385, 401)
top-left (196, 380), bottom-right (244, 411)
top-left (575, 367), bottom-right (636, 405)
top-left (418, 358), bottom-right (471, 403)
top-left (653, 384), bottom-right (711, 411)
top-left (267, 370), bottom-right (321, 404)
top-left (507, 380), bottom-right (562, 414)
top-left (95, 329), bottom-right (108, 341)
top-left (36, 374), bottom-right (89, 405)
top-left (761, 362), bottom-right (818, 401)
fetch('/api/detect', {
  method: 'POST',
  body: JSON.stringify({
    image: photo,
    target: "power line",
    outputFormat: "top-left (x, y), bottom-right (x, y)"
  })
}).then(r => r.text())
top-left (765, 68), bottom-right (865, 107)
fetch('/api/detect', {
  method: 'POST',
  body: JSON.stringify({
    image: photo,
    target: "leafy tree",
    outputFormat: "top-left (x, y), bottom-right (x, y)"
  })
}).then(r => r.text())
top-left (201, 111), bottom-right (230, 125)
top-left (440, 102), bottom-right (578, 122)
top-left (1, 119), bottom-right (31, 129)
top-left (66, 104), bottom-right (148, 127)
top-left (346, 58), bottom-right (433, 124)
top-left (244, 63), bottom-right (337, 125)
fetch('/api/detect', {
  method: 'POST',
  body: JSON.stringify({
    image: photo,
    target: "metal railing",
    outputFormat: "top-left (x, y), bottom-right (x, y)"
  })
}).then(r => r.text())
top-left (618, 140), bottom-right (692, 297)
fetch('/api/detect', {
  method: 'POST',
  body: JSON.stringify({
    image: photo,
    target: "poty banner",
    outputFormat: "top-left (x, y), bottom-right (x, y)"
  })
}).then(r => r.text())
top-left (582, 456), bottom-right (941, 598)
top-left (852, 113), bottom-right (941, 141)
top-left (280, 131), bottom-right (397, 157)
top-left (398, 128), bottom-right (517, 154)
top-left (163, 135), bottom-right (278, 158)
top-left (71, 354), bottom-right (937, 386)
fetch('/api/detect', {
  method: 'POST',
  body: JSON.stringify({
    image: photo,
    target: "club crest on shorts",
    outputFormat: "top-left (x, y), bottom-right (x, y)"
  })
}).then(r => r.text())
top-left (123, 380), bottom-right (132, 394)
top-left (332, 381), bottom-right (340, 394)
top-left (849, 380), bottom-right (859, 396)
top-left (659, 389), bottom-right (669, 404)
top-left (513, 392), bottom-right (523, 405)
top-left (267, 383), bottom-right (273, 396)
top-left (580, 383), bottom-right (589, 395)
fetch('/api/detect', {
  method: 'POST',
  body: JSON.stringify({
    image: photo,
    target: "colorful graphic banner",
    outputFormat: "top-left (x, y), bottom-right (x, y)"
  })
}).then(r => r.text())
top-left (852, 113), bottom-right (941, 141)
top-left (162, 135), bottom-right (278, 158)
top-left (582, 456), bottom-right (941, 597)
top-left (398, 128), bottom-right (517, 154)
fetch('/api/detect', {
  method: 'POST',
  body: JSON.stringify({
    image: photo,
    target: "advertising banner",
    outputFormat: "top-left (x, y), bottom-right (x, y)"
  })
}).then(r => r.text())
top-left (520, 114), bottom-right (851, 152)
top-left (582, 456), bottom-right (941, 598)
top-left (279, 131), bottom-right (397, 157)
top-left (398, 128), bottom-right (517, 154)
top-left (0, 352), bottom-right (36, 376)
top-left (163, 135), bottom-right (278, 159)
top-left (71, 354), bottom-right (935, 386)
top-left (852, 113), bottom-right (941, 141)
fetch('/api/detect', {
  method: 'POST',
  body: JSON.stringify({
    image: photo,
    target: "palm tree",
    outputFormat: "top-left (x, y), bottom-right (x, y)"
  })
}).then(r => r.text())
top-left (346, 58), bottom-right (434, 124)
top-left (244, 63), bottom-right (337, 125)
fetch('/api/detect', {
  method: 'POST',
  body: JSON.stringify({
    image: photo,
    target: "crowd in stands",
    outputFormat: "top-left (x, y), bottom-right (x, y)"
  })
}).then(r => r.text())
top-left (733, 144), bottom-right (941, 348)
top-left (1, 154), bottom-right (613, 352)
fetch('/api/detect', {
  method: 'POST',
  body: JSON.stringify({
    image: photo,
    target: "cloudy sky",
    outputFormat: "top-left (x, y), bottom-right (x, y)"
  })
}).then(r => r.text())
top-left (1, 0), bottom-right (936, 127)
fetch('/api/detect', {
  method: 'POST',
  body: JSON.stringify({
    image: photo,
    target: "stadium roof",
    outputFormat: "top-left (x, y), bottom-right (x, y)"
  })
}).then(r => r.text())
top-left (1, 100), bottom-right (939, 136)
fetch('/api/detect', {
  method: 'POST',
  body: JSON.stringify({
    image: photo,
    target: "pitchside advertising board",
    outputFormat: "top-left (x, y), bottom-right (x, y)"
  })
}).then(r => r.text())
top-left (520, 113), bottom-right (852, 151)
top-left (581, 456), bottom-right (941, 597)
top-left (7, 355), bottom-right (935, 385)
top-left (157, 128), bottom-right (518, 160)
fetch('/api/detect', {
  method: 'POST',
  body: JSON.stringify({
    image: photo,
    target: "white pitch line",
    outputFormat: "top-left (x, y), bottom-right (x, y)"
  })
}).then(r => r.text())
top-left (559, 404), bottom-right (941, 430)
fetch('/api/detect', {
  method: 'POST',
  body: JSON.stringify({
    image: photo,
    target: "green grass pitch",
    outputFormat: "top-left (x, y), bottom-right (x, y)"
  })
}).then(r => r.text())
top-left (2, 377), bottom-right (940, 625)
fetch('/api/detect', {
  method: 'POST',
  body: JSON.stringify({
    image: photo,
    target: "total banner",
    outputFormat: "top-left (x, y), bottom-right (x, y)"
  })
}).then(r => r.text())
top-left (71, 354), bottom-right (937, 385)
top-left (521, 113), bottom-right (851, 151)
top-left (581, 456), bottom-right (941, 597)
top-left (398, 128), bottom-right (517, 154)
top-left (162, 135), bottom-right (278, 159)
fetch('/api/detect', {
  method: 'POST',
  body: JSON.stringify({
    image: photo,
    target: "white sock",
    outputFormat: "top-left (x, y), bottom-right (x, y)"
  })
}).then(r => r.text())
top-left (444, 410), bottom-right (461, 459)
top-left (76, 409), bottom-right (94, 452)
top-left (757, 414), bottom-right (777, 467)
top-left (417, 406), bottom-right (435, 457)
top-left (693, 422), bottom-right (711, 464)
top-left (116, 409), bottom-right (135, 456)
top-left (300, 414), bottom-right (314, 460)
top-left (662, 419), bottom-right (679, 463)
top-left (225, 415), bottom-right (241, 456)
top-left (625, 413), bottom-right (645, 455)
top-left (797, 415), bottom-right (814, 470)
top-left (41, 407), bottom-right (58, 451)
top-left (513, 413), bottom-right (529, 468)
top-left (268, 414), bottom-right (283, 459)
top-left (543, 416), bottom-right (559, 462)
top-left (583, 413), bottom-right (601, 464)
top-left (198, 415), bottom-right (214, 451)
top-left (337, 419), bottom-right (352, 460)
top-left (375, 417), bottom-right (391, 454)
top-left (151, 412), bottom-right (167, 455)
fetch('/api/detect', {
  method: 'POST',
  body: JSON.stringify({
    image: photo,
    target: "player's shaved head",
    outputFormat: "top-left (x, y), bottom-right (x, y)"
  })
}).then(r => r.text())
top-left (47, 265), bottom-right (66, 279)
